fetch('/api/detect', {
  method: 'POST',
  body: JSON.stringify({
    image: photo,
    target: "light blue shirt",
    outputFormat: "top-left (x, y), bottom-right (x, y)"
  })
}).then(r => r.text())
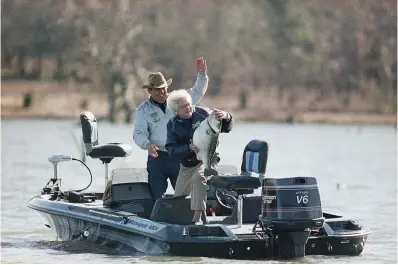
top-left (133, 73), bottom-right (208, 151)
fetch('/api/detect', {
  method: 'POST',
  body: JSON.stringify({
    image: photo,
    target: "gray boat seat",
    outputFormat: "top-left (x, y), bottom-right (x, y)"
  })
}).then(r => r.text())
top-left (80, 111), bottom-right (132, 163)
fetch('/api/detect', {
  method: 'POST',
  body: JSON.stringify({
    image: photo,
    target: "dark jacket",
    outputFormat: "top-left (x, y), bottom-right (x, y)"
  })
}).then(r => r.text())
top-left (166, 106), bottom-right (234, 167)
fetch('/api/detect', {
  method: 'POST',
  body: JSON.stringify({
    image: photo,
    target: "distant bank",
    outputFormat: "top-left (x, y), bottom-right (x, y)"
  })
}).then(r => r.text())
top-left (1, 81), bottom-right (396, 126)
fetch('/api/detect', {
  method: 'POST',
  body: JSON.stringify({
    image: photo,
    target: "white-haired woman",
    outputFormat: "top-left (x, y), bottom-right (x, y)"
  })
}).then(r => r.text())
top-left (165, 89), bottom-right (234, 224)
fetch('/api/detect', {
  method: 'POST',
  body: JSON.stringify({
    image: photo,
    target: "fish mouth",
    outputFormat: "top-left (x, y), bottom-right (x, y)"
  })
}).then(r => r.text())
top-left (207, 118), bottom-right (221, 133)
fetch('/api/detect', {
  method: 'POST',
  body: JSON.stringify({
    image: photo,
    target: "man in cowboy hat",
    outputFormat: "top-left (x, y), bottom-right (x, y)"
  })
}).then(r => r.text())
top-left (133, 57), bottom-right (208, 202)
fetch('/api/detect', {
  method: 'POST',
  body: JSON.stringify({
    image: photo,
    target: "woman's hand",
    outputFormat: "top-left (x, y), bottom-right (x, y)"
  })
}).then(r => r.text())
top-left (189, 143), bottom-right (200, 153)
top-left (213, 109), bottom-right (229, 120)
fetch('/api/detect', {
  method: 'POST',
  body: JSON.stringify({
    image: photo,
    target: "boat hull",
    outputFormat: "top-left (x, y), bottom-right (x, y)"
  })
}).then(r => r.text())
top-left (306, 234), bottom-right (369, 256)
top-left (28, 195), bottom-right (370, 259)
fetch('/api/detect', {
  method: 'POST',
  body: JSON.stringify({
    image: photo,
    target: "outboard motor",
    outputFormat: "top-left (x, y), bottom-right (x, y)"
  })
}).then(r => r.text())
top-left (255, 176), bottom-right (325, 259)
top-left (208, 139), bottom-right (324, 259)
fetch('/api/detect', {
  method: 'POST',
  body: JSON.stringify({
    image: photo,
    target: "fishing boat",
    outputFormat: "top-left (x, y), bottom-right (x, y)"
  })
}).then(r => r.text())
top-left (27, 111), bottom-right (371, 260)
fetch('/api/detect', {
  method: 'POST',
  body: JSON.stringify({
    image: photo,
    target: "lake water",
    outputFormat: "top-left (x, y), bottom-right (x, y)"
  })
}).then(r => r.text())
top-left (1, 119), bottom-right (397, 263)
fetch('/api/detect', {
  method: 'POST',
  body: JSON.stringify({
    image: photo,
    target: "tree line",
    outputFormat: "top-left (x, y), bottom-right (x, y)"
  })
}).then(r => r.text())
top-left (2, 0), bottom-right (396, 122)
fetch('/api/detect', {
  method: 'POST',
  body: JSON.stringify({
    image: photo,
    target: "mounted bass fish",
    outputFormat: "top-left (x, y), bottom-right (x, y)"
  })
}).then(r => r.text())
top-left (192, 111), bottom-right (222, 176)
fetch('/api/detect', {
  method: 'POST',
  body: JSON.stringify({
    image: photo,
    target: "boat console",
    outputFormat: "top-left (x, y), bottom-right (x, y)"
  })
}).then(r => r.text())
top-left (102, 168), bottom-right (154, 219)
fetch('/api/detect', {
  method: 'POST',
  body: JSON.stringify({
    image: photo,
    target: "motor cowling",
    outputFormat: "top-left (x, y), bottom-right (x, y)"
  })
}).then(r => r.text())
top-left (260, 176), bottom-right (324, 259)
top-left (261, 176), bottom-right (324, 229)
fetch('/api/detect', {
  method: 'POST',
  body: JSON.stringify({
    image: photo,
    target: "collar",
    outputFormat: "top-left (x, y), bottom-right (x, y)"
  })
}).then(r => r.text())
top-left (150, 97), bottom-right (166, 113)
top-left (176, 116), bottom-right (191, 124)
top-left (150, 97), bottom-right (166, 106)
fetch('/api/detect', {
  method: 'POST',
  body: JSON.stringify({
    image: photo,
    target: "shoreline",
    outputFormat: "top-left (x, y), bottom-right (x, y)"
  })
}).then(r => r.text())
top-left (1, 80), bottom-right (396, 126)
top-left (1, 110), bottom-right (396, 127)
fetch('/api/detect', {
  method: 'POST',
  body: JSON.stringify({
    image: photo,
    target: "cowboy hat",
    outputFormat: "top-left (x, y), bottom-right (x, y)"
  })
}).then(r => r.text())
top-left (142, 72), bottom-right (172, 89)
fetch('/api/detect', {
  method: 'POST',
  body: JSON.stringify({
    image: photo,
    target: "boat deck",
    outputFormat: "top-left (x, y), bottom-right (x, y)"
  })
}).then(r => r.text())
top-left (58, 197), bottom-right (256, 235)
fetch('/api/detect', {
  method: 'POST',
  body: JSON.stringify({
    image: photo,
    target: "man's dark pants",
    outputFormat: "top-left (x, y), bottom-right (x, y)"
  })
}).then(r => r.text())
top-left (147, 151), bottom-right (180, 202)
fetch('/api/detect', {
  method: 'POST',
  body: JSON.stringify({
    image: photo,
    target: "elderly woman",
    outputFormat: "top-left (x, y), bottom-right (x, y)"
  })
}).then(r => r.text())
top-left (165, 89), bottom-right (234, 224)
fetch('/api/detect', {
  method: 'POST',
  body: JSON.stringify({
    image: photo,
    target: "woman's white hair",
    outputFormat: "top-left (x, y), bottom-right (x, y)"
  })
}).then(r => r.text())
top-left (167, 89), bottom-right (192, 114)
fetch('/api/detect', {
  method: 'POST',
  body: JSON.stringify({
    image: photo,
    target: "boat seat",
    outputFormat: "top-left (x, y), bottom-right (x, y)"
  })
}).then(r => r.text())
top-left (208, 139), bottom-right (268, 194)
top-left (209, 139), bottom-right (268, 227)
top-left (240, 139), bottom-right (268, 176)
top-left (88, 143), bottom-right (132, 159)
top-left (80, 111), bottom-right (132, 163)
top-left (207, 175), bottom-right (261, 194)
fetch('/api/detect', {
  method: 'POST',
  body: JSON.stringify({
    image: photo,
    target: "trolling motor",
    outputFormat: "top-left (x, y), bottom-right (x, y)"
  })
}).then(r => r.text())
top-left (41, 110), bottom-right (132, 202)
top-left (48, 154), bottom-right (72, 178)
top-left (42, 154), bottom-right (93, 202)
top-left (42, 154), bottom-right (72, 195)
